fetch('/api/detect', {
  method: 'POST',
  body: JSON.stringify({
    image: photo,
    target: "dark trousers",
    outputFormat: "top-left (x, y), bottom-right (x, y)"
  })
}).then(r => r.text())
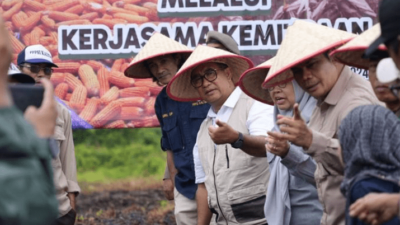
top-left (52, 209), bottom-right (76, 225)
top-left (349, 177), bottom-right (400, 225)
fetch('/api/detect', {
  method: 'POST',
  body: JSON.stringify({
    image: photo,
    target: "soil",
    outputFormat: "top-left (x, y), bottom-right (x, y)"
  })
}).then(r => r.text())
top-left (75, 180), bottom-right (176, 225)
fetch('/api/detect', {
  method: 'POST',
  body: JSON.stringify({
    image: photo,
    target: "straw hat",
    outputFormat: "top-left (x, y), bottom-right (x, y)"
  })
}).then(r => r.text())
top-left (262, 20), bottom-right (356, 89)
top-left (238, 57), bottom-right (277, 105)
top-left (167, 45), bottom-right (253, 102)
top-left (330, 24), bottom-right (387, 69)
top-left (124, 33), bottom-right (193, 78)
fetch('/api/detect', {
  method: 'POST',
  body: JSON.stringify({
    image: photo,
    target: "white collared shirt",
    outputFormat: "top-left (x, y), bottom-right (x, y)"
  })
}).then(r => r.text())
top-left (193, 87), bottom-right (274, 183)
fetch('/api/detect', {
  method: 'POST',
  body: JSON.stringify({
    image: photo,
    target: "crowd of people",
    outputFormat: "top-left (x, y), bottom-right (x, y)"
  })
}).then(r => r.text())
top-left (2, 0), bottom-right (400, 224)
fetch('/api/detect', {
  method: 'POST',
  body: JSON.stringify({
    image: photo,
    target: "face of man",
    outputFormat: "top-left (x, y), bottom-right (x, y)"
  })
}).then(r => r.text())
top-left (368, 59), bottom-right (399, 103)
top-left (191, 62), bottom-right (234, 109)
top-left (147, 54), bottom-right (179, 85)
top-left (19, 63), bottom-right (53, 83)
top-left (291, 54), bottom-right (342, 100)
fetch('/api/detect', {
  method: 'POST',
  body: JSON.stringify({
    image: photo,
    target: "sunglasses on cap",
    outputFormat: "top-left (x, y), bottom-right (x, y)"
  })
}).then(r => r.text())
top-left (20, 64), bottom-right (53, 76)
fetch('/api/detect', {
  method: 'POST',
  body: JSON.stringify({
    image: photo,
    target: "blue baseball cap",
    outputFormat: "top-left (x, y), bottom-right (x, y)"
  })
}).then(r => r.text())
top-left (17, 44), bottom-right (58, 67)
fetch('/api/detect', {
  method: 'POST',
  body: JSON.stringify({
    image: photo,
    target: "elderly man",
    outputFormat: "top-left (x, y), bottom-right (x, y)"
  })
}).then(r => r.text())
top-left (262, 20), bottom-right (381, 225)
top-left (167, 45), bottom-right (274, 225)
top-left (17, 44), bottom-right (80, 225)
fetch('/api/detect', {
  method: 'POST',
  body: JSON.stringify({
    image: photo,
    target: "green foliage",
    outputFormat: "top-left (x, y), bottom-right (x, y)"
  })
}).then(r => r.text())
top-left (96, 210), bottom-right (103, 217)
top-left (159, 200), bottom-right (169, 208)
top-left (73, 128), bottom-right (166, 183)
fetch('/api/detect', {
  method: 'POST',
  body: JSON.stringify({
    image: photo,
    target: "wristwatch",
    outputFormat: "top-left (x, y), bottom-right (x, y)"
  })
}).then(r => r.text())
top-left (231, 132), bottom-right (244, 149)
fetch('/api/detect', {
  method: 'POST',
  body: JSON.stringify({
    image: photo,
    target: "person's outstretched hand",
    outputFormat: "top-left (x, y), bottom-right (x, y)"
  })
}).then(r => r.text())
top-left (24, 78), bottom-right (57, 138)
top-left (208, 120), bottom-right (239, 145)
top-left (349, 193), bottom-right (400, 225)
top-left (267, 103), bottom-right (313, 149)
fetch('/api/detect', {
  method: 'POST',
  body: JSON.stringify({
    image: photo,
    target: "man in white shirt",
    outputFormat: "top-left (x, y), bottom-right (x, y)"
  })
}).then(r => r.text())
top-left (167, 45), bottom-right (274, 225)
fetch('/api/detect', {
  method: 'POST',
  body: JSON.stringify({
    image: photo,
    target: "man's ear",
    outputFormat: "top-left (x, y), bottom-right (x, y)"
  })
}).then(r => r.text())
top-left (225, 67), bottom-right (233, 80)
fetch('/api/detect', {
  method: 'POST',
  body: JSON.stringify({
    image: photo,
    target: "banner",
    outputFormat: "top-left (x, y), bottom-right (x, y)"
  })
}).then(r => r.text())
top-left (3, 0), bottom-right (379, 129)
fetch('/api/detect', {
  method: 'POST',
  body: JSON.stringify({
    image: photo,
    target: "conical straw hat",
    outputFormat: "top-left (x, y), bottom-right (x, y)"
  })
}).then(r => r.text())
top-left (167, 45), bottom-right (253, 102)
top-left (124, 33), bottom-right (192, 78)
top-left (262, 20), bottom-right (356, 89)
top-left (238, 57), bottom-right (277, 105)
top-left (330, 24), bottom-right (387, 69)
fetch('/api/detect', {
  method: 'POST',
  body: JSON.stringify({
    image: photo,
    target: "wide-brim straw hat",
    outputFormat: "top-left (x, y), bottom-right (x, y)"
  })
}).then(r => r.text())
top-left (238, 57), bottom-right (276, 105)
top-left (330, 24), bottom-right (387, 69)
top-left (124, 33), bottom-right (193, 78)
top-left (262, 20), bottom-right (356, 89)
top-left (167, 45), bottom-right (254, 102)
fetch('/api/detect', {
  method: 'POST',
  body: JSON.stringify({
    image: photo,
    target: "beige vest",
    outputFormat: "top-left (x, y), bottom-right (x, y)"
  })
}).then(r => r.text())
top-left (197, 93), bottom-right (269, 225)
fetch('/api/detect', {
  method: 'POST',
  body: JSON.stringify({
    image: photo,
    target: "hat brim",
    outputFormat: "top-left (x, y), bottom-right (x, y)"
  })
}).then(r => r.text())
top-left (331, 46), bottom-right (387, 69)
top-left (364, 36), bottom-right (386, 58)
top-left (124, 51), bottom-right (192, 79)
top-left (25, 59), bottom-right (58, 68)
top-left (167, 55), bottom-right (253, 102)
top-left (238, 66), bottom-right (273, 105)
top-left (8, 74), bottom-right (35, 84)
top-left (262, 38), bottom-right (352, 89)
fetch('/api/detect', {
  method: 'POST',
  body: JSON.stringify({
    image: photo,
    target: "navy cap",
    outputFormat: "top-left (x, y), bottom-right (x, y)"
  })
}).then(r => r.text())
top-left (17, 44), bottom-right (58, 67)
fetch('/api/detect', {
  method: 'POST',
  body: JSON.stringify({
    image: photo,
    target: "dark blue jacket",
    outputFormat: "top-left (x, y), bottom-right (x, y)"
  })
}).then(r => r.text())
top-left (155, 87), bottom-right (210, 199)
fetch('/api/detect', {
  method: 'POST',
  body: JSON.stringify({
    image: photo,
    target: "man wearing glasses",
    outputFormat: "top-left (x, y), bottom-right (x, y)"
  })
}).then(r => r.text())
top-left (167, 45), bottom-right (274, 225)
top-left (17, 44), bottom-right (57, 83)
top-left (17, 44), bottom-right (80, 225)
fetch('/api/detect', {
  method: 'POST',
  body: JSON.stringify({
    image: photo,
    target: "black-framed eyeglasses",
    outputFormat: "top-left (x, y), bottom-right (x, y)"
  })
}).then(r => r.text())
top-left (267, 83), bottom-right (287, 92)
top-left (191, 68), bottom-right (218, 88)
top-left (20, 64), bottom-right (53, 76)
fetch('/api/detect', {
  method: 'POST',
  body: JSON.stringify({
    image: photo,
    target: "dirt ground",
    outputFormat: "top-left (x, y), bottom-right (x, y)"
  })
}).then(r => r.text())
top-left (75, 179), bottom-right (176, 225)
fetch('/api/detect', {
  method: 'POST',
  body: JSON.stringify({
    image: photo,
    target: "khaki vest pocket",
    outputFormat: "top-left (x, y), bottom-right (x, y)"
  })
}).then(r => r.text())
top-left (227, 184), bottom-right (267, 223)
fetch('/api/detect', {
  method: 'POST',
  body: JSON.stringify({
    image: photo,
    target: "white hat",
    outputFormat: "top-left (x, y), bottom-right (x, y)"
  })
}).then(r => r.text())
top-left (330, 24), bottom-right (388, 69)
top-left (376, 57), bottom-right (400, 83)
top-left (262, 20), bottom-right (355, 89)
top-left (17, 44), bottom-right (58, 67)
top-left (167, 45), bottom-right (253, 101)
top-left (124, 33), bottom-right (192, 78)
top-left (8, 63), bottom-right (35, 84)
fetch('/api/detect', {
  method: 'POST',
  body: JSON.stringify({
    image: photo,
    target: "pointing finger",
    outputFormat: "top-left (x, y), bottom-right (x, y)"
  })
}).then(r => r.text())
top-left (293, 103), bottom-right (303, 121)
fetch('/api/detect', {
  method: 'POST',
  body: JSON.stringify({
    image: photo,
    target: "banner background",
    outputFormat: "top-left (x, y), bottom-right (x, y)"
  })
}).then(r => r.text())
top-left (2, 0), bottom-right (379, 129)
